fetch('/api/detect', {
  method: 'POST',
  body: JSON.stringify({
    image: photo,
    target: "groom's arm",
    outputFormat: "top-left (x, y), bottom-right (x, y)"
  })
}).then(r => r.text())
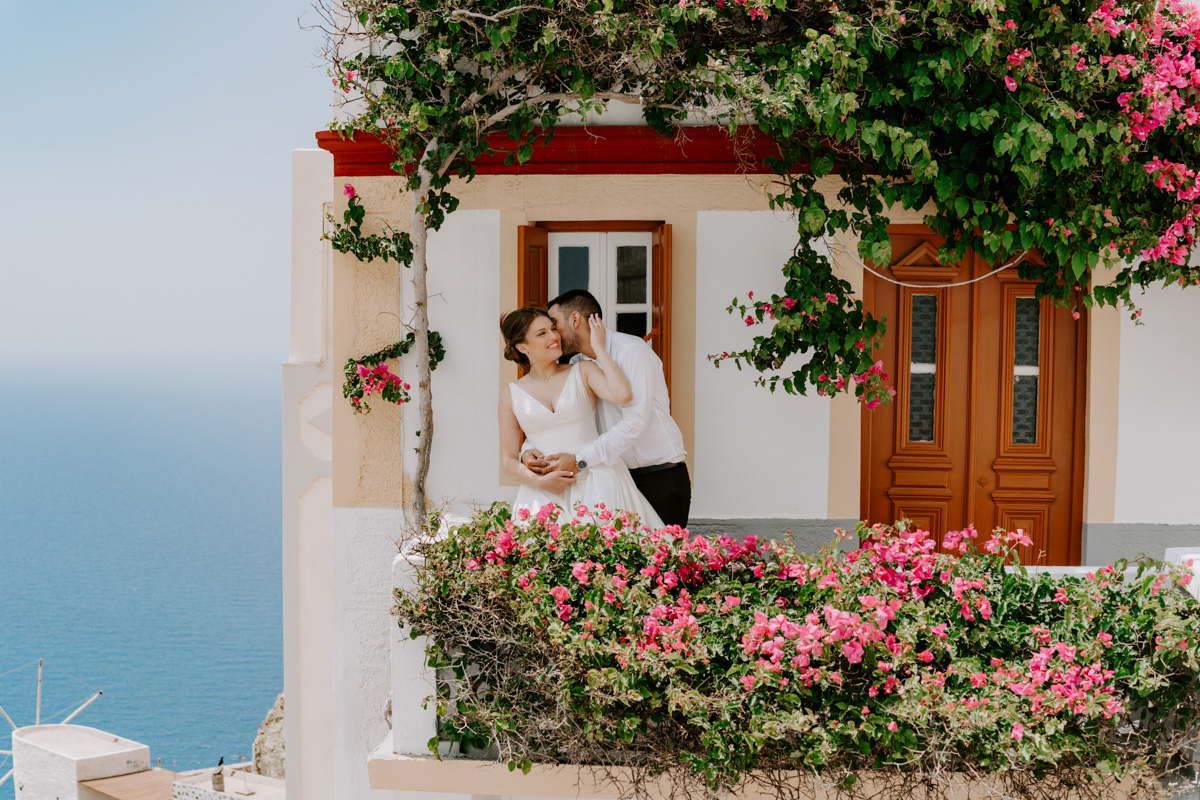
top-left (574, 346), bottom-right (657, 468)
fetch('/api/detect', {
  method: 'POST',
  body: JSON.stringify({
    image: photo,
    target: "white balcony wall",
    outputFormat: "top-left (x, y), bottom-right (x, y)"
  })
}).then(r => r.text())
top-left (1114, 284), bottom-right (1200, 525)
top-left (692, 211), bottom-right (832, 520)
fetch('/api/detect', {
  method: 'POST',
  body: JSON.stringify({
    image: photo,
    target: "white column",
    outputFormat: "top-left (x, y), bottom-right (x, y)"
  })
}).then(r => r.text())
top-left (283, 148), bottom-right (335, 800)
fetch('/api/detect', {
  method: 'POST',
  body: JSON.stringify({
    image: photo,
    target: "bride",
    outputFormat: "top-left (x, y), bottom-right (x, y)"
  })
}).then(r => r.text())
top-left (498, 307), bottom-right (665, 529)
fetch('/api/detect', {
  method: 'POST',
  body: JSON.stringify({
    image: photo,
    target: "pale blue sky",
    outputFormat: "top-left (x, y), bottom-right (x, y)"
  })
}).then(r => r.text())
top-left (0, 1), bottom-right (331, 372)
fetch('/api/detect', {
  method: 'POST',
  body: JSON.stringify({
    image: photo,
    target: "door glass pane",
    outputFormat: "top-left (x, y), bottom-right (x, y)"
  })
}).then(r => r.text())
top-left (616, 312), bottom-right (648, 338)
top-left (558, 247), bottom-right (589, 294)
top-left (908, 294), bottom-right (938, 442)
top-left (616, 246), bottom-right (647, 304)
top-left (1012, 297), bottom-right (1041, 445)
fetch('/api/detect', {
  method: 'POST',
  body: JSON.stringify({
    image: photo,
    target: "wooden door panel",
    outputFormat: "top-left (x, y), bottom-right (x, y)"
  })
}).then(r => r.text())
top-left (864, 229), bottom-right (971, 539)
top-left (863, 230), bottom-right (1085, 565)
top-left (995, 503), bottom-right (1051, 566)
top-left (891, 504), bottom-right (947, 538)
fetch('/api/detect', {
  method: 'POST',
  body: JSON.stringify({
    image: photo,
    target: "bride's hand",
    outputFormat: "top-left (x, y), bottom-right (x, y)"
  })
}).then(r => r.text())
top-left (538, 469), bottom-right (577, 495)
top-left (588, 314), bottom-right (607, 352)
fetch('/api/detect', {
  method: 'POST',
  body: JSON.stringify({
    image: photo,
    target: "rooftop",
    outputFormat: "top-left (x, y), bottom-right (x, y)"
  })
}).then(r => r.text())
top-left (79, 768), bottom-right (177, 800)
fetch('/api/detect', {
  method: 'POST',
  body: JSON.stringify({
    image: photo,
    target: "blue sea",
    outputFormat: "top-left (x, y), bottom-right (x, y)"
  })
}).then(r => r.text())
top-left (0, 363), bottom-right (282, 791)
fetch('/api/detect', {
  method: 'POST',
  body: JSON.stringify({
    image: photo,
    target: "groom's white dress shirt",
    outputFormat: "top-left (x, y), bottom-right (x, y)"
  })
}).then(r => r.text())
top-left (571, 329), bottom-right (687, 470)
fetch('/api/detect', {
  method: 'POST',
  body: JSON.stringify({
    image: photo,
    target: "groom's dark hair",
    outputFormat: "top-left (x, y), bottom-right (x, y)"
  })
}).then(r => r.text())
top-left (548, 289), bottom-right (602, 320)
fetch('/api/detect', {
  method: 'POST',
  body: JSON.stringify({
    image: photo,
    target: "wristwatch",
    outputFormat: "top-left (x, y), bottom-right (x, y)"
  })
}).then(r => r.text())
top-left (575, 457), bottom-right (588, 471)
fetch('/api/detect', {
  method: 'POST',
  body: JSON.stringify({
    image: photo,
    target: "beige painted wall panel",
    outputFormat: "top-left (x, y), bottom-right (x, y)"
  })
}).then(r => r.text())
top-left (1083, 264), bottom-right (1121, 525)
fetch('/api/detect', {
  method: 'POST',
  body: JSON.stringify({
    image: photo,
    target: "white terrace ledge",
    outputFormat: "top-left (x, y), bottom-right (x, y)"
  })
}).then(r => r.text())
top-left (369, 548), bottom-right (1200, 796)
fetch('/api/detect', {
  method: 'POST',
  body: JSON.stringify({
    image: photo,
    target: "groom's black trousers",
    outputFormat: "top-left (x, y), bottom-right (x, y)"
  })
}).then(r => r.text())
top-left (630, 461), bottom-right (691, 528)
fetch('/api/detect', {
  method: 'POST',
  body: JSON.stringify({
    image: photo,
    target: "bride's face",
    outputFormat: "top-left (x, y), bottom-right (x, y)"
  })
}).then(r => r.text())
top-left (521, 316), bottom-right (562, 364)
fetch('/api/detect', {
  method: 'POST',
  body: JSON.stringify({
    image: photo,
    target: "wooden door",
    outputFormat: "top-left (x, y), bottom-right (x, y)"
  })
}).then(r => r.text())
top-left (861, 227), bottom-right (1086, 565)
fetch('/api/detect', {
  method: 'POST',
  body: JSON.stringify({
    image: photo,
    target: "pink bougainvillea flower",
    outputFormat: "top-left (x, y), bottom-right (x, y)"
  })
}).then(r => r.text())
top-left (1011, 722), bottom-right (1025, 740)
top-left (1004, 76), bottom-right (1018, 92)
top-left (1007, 48), bottom-right (1032, 68)
top-left (744, 315), bottom-right (756, 326)
top-left (842, 641), bottom-right (865, 663)
top-left (343, 183), bottom-right (357, 199)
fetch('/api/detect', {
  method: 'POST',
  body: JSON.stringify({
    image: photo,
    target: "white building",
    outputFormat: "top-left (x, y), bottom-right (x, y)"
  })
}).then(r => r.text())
top-left (282, 111), bottom-right (1200, 799)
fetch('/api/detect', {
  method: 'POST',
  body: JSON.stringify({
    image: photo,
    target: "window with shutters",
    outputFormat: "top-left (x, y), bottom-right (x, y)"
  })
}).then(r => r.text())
top-left (518, 222), bottom-right (672, 392)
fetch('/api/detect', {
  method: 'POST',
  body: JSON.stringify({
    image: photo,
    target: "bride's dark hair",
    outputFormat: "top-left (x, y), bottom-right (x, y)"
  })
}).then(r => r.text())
top-left (500, 307), bottom-right (552, 369)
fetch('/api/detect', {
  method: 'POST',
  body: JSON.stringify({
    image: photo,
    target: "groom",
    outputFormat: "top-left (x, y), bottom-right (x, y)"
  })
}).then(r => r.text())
top-left (522, 289), bottom-right (692, 527)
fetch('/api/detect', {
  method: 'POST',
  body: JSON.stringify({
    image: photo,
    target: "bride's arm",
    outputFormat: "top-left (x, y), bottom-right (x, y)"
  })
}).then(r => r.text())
top-left (499, 386), bottom-right (577, 493)
top-left (580, 314), bottom-right (633, 405)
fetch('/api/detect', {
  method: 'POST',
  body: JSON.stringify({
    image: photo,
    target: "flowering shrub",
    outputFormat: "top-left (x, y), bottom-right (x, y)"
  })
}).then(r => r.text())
top-left (342, 331), bottom-right (445, 414)
top-left (397, 507), bottom-right (1200, 799)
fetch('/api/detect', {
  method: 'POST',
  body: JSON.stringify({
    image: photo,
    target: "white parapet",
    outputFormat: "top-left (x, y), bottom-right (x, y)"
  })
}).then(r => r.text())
top-left (1165, 548), bottom-right (1200, 602)
top-left (392, 551), bottom-right (439, 756)
top-left (12, 724), bottom-right (150, 800)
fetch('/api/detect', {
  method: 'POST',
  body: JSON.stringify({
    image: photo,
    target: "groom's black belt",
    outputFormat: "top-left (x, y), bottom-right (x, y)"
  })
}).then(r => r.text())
top-left (629, 461), bottom-right (685, 478)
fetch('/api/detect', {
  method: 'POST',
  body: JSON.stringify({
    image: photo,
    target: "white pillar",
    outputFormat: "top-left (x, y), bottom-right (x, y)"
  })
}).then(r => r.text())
top-left (391, 553), bottom-right (438, 755)
top-left (283, 148), bottom-right (335, 800)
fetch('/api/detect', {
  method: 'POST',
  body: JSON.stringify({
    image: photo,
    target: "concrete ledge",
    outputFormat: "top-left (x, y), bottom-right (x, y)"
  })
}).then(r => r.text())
top-left (1084, 523), bottom-right (1200, 565)
top-left (687, 519), bottom-right (859, 554)
top-left (368, 731), bottom-right (624, 798)
top-left (366, 732), bottom-right (1140, 799)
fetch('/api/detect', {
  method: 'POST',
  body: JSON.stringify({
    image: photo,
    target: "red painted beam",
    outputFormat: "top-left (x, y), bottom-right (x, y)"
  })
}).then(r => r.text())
top-left (315, 126), bottom-right (784, 177)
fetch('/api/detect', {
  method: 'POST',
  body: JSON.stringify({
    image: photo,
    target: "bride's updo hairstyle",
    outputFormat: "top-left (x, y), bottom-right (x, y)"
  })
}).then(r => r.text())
top-left (500, 307), bottom-right (552, 369)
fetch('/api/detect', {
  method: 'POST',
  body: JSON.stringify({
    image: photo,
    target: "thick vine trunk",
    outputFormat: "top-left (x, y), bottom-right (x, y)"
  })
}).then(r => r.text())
top-left (407, 138), bottom-right (438, 524)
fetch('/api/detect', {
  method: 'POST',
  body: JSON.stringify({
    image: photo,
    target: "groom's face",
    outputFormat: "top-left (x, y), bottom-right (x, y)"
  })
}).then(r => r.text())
top-left (548, 305), bottom-right (582, 356)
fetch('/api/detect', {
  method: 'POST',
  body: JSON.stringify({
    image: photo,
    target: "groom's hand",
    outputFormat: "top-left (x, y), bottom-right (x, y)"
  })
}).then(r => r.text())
top-left (545, 453), bottom-right (580, 475)
top-left (522, 448), bottom-right (551, 475)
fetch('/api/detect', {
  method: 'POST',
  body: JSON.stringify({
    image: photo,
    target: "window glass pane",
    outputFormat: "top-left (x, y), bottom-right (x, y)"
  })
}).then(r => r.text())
top-left (558, 247), bottom-right (589, 294)
top-left (1012, 297), bottom-right (1041, 444)
top-left (908, 294), bottom-right (937, 442)
top-left (910, 294), bottom-right (938, 364)
top-left (616, 246), bottom-right (648, 304)
top-left (1013, 376), bottom-right (1039, 444)
top-left (616, 312), bottom-right (647, 338)
top-left (909, 374), bottom-right (936, 442)
top-left (1014, 298), bottom-right (1040, 367)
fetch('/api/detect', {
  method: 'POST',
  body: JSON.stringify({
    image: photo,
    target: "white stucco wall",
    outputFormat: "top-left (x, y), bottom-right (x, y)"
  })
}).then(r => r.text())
top-left (692, 211), bottom-right (832, 519)
top-left (422, 210), bottom-right (514, 512)
top-left (1114, 284), bottom-right (1200, 524)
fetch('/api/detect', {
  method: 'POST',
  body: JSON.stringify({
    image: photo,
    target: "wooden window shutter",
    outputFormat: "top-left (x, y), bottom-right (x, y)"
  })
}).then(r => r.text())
top-left (651, 223), bottom-right (672, 393)
top-left (517, 226), bottom-right (549, 308)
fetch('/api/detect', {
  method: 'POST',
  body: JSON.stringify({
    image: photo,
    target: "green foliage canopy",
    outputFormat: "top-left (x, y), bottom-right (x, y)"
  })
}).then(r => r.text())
top-left (319, 0), bottom-right (1199, 402)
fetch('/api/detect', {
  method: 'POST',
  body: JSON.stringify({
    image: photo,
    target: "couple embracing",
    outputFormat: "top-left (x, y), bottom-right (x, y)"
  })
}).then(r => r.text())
top-left (499, 290), bottom-right (690, 530)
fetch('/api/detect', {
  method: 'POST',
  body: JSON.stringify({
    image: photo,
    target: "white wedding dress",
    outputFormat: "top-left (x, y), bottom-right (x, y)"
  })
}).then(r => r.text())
top-left (510, 364), bottom-right (665, 529)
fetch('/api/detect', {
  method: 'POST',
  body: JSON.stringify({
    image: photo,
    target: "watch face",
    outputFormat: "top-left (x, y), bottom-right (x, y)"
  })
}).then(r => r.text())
top-left (577, 460), bottom-right (587, 470)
